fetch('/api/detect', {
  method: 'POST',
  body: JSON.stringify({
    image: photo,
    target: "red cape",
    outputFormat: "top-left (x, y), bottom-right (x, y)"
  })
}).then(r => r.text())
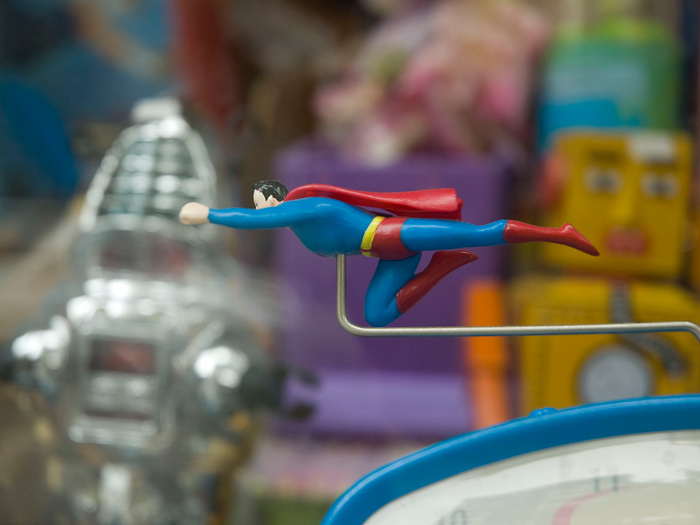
top-left (285, 184), bottom-right (463, 220)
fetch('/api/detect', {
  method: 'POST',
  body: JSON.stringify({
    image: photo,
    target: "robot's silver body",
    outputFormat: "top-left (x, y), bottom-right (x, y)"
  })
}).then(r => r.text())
top-left (10, 102), bottom-right (278, 524)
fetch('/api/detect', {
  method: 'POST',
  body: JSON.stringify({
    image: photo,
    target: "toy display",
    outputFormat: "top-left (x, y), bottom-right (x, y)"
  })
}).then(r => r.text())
top-left (513, 276), bottom-right (700, 415)
top-left (3, 102), bottom-right (306, 524)
top-left (4, 2), bottom-right (700, 524)
top-left (540, 131), bottom-right (692, 278)
top-left (180, 183), bottom-right (597, 328)
top-left (321, 395), bottom-right (700, 525)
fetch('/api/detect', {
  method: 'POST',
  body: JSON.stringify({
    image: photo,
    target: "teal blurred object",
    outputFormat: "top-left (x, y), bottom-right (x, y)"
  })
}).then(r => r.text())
top-left (0, 72), bottom-right (79, 199)
top-left (538, 17), bottom-right (682, 150)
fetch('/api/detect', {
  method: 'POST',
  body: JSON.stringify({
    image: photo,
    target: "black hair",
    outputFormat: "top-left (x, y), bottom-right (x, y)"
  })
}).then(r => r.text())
top-left (252, 180), bottom-right (289, 202)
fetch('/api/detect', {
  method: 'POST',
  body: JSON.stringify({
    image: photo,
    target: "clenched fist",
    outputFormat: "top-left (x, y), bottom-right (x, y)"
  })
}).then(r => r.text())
top-left (180, 202), bottom-right (210, 225)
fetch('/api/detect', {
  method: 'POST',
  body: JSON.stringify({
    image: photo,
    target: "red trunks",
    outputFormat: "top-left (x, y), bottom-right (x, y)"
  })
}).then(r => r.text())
top-left (361, 217), bottom-right (419, 260)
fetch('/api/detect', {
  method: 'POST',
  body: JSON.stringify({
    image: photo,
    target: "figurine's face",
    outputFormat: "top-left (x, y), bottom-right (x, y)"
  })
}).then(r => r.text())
top-left (541, 133), bottom-right (692, 278)
top-left (253, 190), bottom-right (281, 209)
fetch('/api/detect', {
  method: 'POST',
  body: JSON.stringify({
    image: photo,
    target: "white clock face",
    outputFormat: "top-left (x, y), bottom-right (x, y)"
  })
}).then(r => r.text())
top-left (363, 431), bottom-right (700, 525)
top-left (577, 345), bottom-right (654, 404)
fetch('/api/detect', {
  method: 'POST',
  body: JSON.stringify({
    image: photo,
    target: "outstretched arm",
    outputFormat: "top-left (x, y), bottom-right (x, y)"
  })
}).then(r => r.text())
top-left (180, 200), bottom-right (318, 229)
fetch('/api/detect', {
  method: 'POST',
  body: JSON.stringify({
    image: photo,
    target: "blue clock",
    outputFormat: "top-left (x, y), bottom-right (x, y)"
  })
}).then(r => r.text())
top-left (323, 395), bottom-right (700, 525)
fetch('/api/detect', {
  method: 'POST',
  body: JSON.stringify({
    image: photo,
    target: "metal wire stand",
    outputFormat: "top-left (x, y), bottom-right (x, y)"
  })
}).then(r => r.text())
top-left (335, 255), bottom-right (700, 343)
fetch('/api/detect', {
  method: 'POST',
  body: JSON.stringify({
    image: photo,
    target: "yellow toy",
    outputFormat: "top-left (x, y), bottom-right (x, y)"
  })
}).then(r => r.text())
top-left (513, 276), bottom-right (700, 415)
top-left (541, 132), bottom-right (692, 279)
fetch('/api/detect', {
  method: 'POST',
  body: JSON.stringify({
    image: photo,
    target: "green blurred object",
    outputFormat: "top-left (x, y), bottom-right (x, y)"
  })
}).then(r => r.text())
top-left (539, 8), bottom-right (682, 149)
top-left (257, 495), bottom-right (332, 525)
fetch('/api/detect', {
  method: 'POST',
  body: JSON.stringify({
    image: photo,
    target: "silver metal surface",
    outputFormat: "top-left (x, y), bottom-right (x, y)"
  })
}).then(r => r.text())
top-left (335, 255), bottom-right (700, 344)
top-left (8, 101), bottom-right (282, 524)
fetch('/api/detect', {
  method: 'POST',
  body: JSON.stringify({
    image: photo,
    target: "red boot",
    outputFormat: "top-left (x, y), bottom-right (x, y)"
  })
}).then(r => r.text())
top-left (396, 250), bottom-right (478, 314)
top-left (503, 221), bottom-right (599, 256)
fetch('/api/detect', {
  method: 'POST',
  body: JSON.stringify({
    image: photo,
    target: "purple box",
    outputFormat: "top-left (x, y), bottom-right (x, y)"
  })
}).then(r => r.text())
top-left (275, 140), bottom-right (514, 438)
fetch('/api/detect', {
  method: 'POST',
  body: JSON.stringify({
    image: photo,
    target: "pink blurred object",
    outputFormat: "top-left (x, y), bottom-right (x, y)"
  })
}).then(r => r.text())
top-left (314, 0), bottom-right (549, 165)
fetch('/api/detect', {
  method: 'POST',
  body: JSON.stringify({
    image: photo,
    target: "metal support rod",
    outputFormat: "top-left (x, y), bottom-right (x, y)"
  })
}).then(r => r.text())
top-left (335, 255), bottom-right (700, 343)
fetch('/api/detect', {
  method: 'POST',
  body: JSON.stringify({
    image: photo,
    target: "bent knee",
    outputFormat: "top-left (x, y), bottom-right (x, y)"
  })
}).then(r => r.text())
top-left (364, 301), bottom-right (400, 327)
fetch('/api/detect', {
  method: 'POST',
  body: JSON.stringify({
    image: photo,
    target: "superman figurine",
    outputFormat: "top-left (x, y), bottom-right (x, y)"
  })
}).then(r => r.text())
top-left (180, 181), bottom-right (598, 327)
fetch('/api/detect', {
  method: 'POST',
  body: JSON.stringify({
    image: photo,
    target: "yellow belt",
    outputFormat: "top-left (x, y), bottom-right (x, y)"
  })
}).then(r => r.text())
top-left (360, 217), bottom-right (384, 257)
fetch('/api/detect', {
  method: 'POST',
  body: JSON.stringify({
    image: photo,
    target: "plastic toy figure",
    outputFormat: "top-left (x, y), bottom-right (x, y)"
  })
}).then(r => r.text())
top-left (180, 181), bottom-right (598, 327)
